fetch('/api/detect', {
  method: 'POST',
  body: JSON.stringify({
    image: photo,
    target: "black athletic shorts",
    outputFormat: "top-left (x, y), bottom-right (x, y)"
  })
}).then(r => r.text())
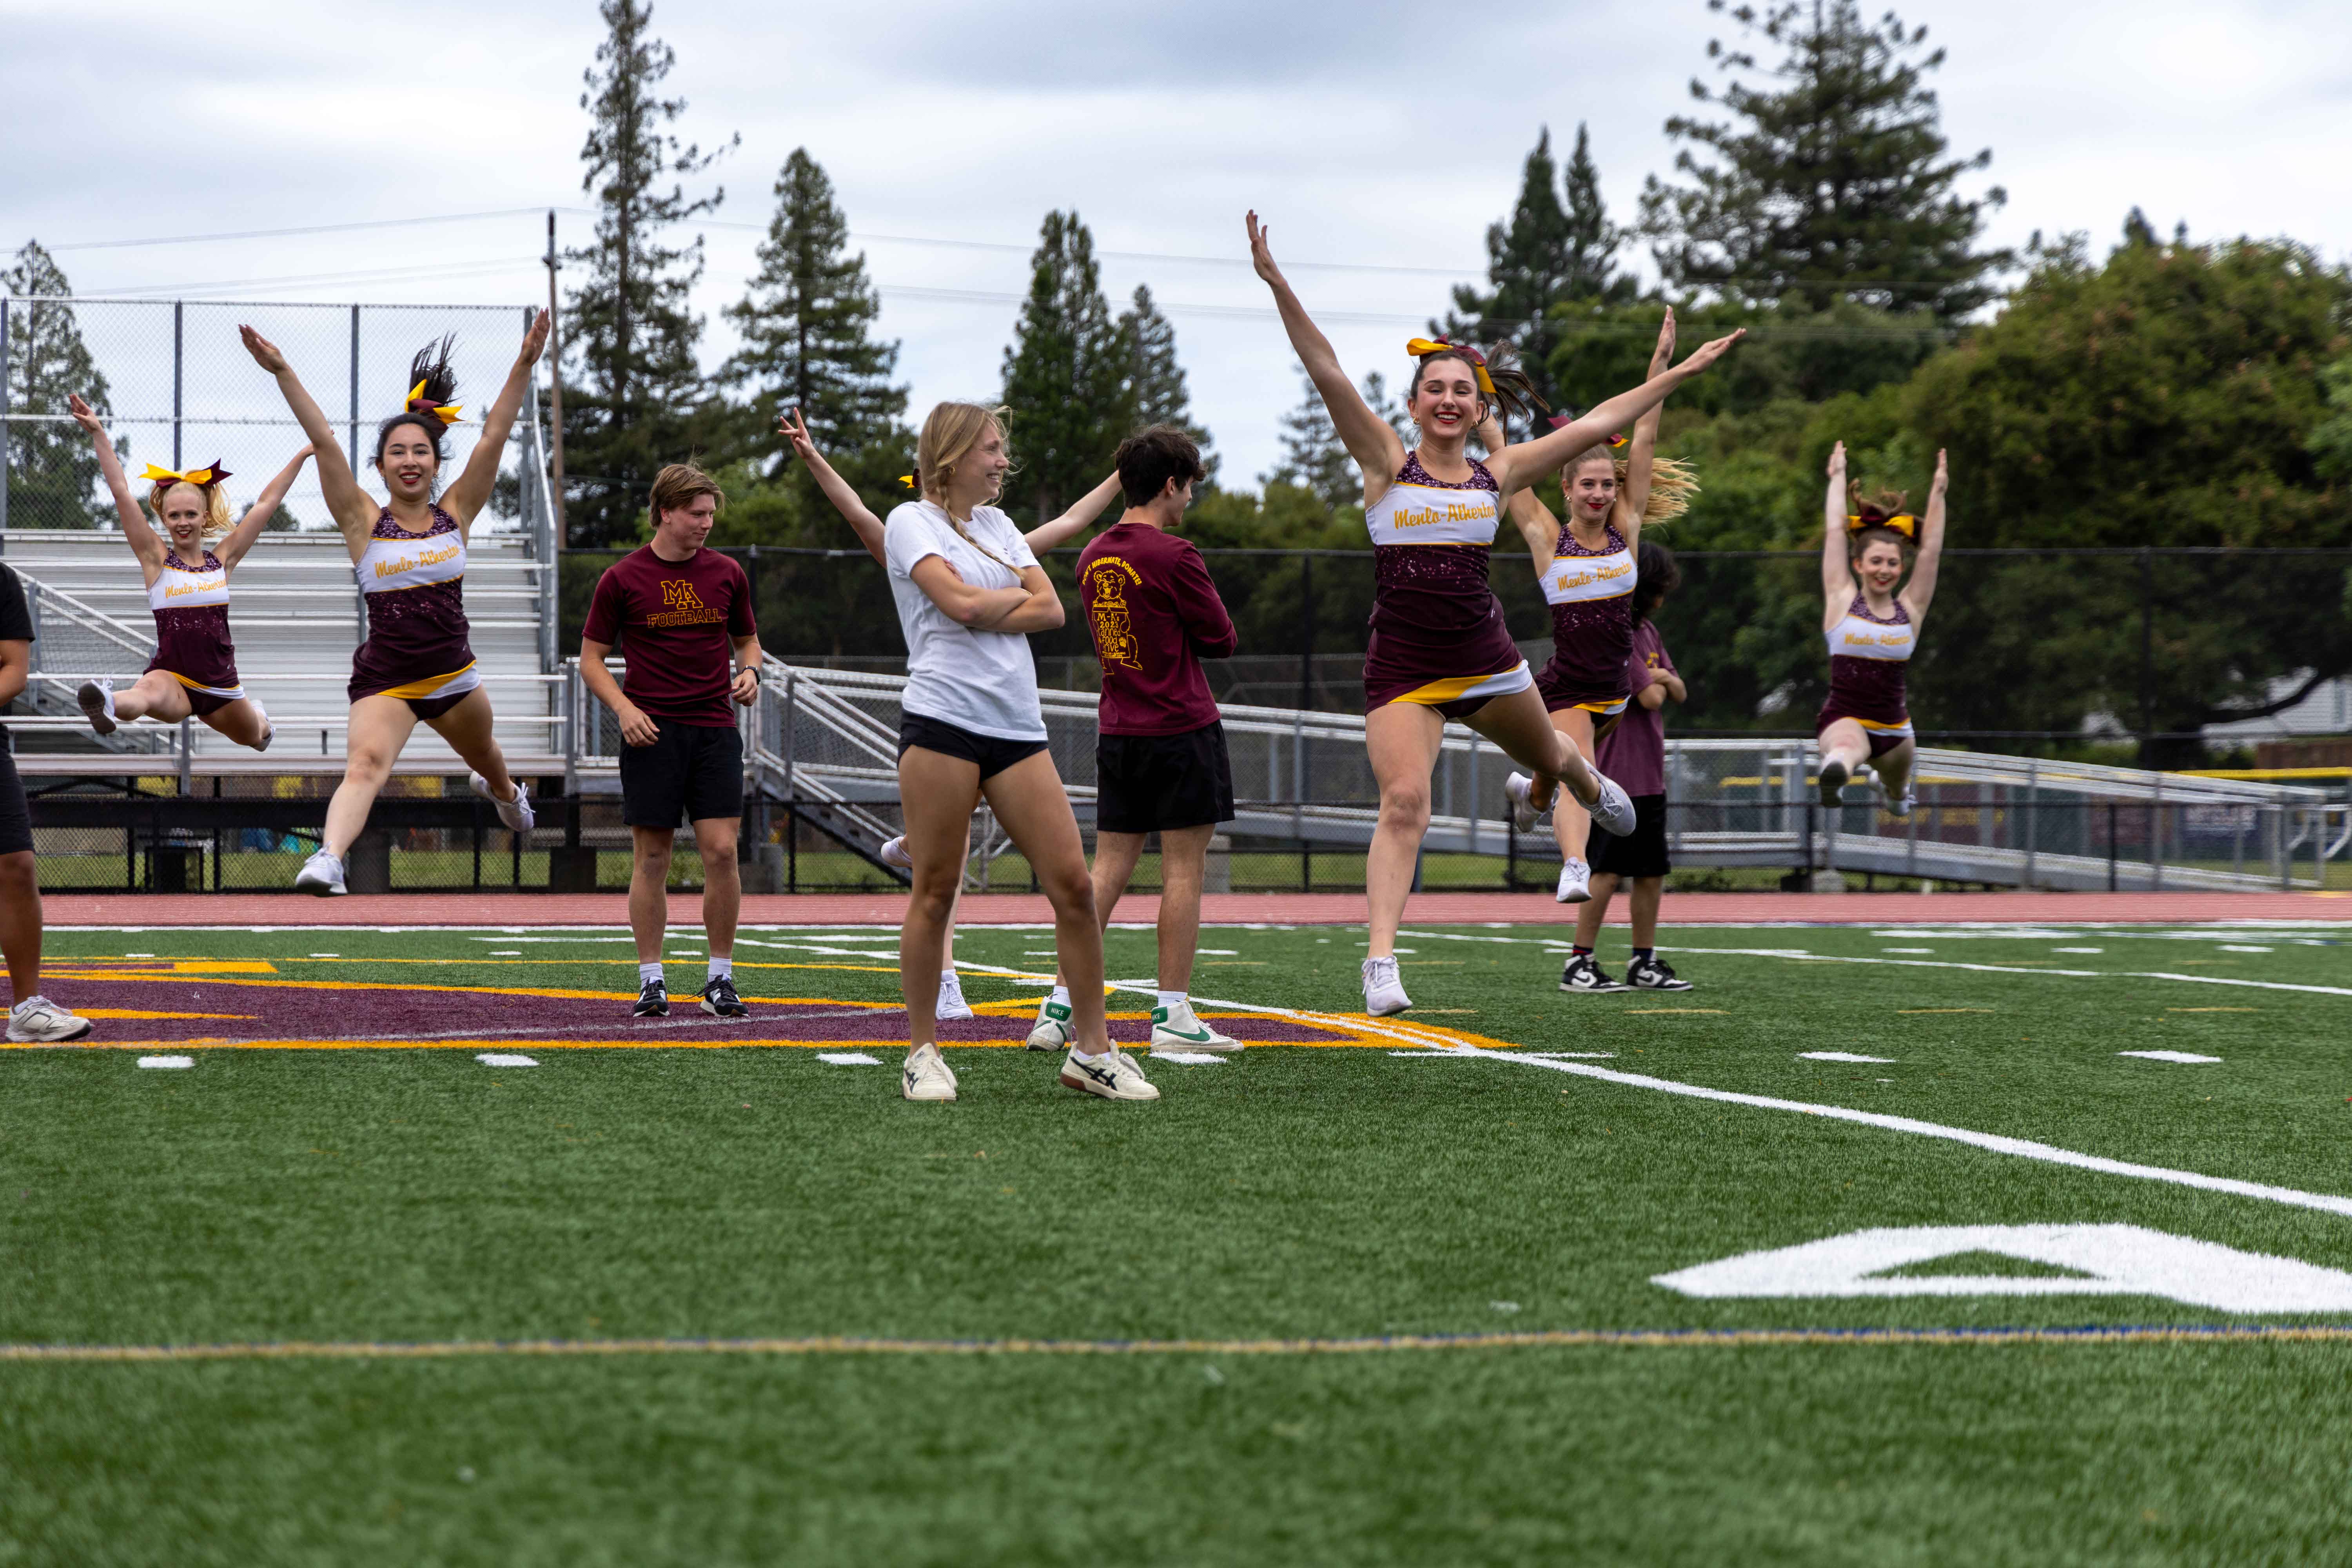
top-left (897, 712), bottom-right (1049, 781)
top-left (0, 731), bottom-right (30, 858)
top-left (1096, 721), bottom-right (1236, 835)
top-left (619, 720), bottom-right (744, 828)
top-left (1588, 792), bottom-right (1669, 880)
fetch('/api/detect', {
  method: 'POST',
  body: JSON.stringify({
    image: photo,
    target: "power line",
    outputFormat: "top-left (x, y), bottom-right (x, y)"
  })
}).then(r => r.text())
top-left (41, 209), bottom-right (552, 253)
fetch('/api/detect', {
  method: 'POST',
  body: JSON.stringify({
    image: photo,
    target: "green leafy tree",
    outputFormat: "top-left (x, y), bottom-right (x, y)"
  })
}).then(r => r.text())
top-left (1640, 0), bottom-right (2010, 320)
top-left (4, 241), bottom-right (115, 530)
top-left (999, 211), bottom-right (1127, 521)
top-left (1115, 284), bottom-right (1218, 486)
top-left (559, 0), bottom-right (738, 546)
top-left (1443, 124), bottom-right (1633, 421)
top-left (723, 148), bottom-right (906, 473)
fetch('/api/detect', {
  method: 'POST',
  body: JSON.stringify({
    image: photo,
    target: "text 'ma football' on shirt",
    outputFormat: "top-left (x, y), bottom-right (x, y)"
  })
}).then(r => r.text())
top-left (582, 544), bottom-right (757, 726)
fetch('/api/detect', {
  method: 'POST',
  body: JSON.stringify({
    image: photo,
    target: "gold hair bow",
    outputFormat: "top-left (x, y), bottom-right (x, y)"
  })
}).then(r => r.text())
top-left (1405, 337), bottom-right (1496, 396)
top-left (139, 460), bottom-right (231, 488)
top-left (1847, 513), bottom-right (1918, 539)
top-left (899, 475), bottom-right (916, 488)
top-left (404, 379), bottom-right (464, 425)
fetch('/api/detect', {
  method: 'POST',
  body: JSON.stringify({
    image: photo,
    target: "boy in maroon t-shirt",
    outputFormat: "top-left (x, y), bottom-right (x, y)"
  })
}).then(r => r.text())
top-left (1563, 541), bottom-right (1692, 994)
top-left (1026, 425), bottom-right (1244, 1057)
top-left (581, 463), bottom-right (763, 1021)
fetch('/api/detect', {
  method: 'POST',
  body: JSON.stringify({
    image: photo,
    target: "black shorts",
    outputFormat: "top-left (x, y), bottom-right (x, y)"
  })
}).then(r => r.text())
top-left (619, 721), bottom-right (744, 828)
top-left (1096, 722), bottom-right (1236, 835)
top-left (897, 713), bottom-right (1049, 781)
top-left (0, 731), bottom-right (30, 857)
top-left (1588, 792), bottom-right (1669, 880)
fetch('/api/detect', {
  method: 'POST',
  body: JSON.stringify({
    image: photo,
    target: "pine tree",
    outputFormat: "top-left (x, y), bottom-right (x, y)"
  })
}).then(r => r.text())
top-left (559, 0), bottom-right (738, 545)
top-left (4, 241), bottom-right (114, 530)
top-left (1114, 284), bottom-right (1218, 486)
top-left (1259, 370), bottom-right (1405, 512)
top-left (1639, 0), bottom-right (2010, 320)
top-left (1442, 125), bottom-right (1630, 419)
top-left (998, 211), bottom-right (1127, 521)
top-left (723, 148), bottom-right (906, 474)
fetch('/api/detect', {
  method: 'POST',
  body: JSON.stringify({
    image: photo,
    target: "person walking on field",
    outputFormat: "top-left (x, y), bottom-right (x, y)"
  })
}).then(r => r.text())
top-left (1561, 539), bottom-right (1694, 995)
top-left (1025, 425), bottom-right (1244, 1058)
top-left (0, 563), bottom-right (91, 1042)
top-left (580, 464), bottom-right (764, 1020)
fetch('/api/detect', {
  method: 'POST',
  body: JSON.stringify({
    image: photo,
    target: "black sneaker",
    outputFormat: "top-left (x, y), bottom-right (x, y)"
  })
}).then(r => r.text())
top-left (1559, 953), bottom-right (1628, 994)
top-left (633, 978), bottom-right (669, 1018)
top-left (1625, 955), bottom-right (1693, 992)
top-left (700, 975), bottom-right (747, 1018)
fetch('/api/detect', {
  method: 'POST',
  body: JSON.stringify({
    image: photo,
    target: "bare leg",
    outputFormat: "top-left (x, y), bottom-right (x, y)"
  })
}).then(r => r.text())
top-left (1575, 870), bottom-right (1620, 949)
top-left (421, 688), bottom-right (517, 802)
top-left (693, 817), bottom-right (741, 963)
top-left (1547, 706), bottom-right (1599, 864)
top-left (980, 752), bottom-right (1111, 1054)
top-left (1629, 876), bottom-right (1664, 949)
top-left (1151, 824), bottom-right (1215, 994)
top-left (323, 694), bottom-right (419, 858)
top-left (898, 747), bottom-right (984, 1049)
top-left (629, 827), bottom-right (675, 965)
top-left (1871, 737), bottom-right (1918, 802)
top-left (1462, 687), bottom-right (1602, 809)
top-left (1363, 703), bottom-right (1443, 960)
top-left (0, 852), bottom-right (41, 1003)
top-left (1818, 717), bottom-right (1873, 780)
top-left (107, 671), bottom-right (190, 725)
top-left (200, 695), bottom-right (272, 750)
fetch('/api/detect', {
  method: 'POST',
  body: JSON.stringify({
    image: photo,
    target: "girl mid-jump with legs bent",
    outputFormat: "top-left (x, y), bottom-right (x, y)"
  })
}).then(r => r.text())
top-left (1815, 442), bottom-right (1949, 818)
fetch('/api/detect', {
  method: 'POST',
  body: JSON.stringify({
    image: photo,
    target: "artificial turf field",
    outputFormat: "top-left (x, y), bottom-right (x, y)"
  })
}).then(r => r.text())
top-left (7, 915), bottom-right (2352, 1564)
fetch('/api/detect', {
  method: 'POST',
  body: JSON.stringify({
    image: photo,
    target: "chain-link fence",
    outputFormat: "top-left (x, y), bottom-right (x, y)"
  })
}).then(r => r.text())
top-left (2, 295), bottom-right (543, 538)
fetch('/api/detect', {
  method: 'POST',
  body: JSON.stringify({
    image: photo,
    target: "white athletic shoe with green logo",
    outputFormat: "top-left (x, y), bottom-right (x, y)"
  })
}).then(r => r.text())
top-left (1150, 1001), bottom-right (1242, 1054)
top-left (1025, 996), bottom-right (1075, 1051)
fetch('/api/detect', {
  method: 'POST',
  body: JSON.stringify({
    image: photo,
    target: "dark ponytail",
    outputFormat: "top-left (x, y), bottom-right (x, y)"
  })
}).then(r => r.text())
top-left (373, 334), bottom-right (461, 465)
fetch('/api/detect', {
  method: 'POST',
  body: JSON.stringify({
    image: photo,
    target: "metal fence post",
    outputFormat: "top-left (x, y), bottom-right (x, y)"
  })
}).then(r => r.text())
top-left (2149, 771), bottom-right (2164, 891)
top-left (2023, 760), bottom-right (2038, 889)
top-left (348, 305), bottom-right (361, 470)
top-left (172, 300), bottom-right (184, 469)
top-left (0, 296), bottom-right (11, 541)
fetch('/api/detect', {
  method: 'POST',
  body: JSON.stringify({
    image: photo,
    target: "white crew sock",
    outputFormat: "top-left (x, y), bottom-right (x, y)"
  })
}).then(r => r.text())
top-left (1071, 1045), bottom-right (1107, 1063)
top-left (639, 961), bottom-right (663, 984)
top-left (708, 955), bottom-right (732, 980)
top-left (1156, 990), bottom-right (1187, 1011)
top-left (1049, 985), bottom-right (1071, 1007)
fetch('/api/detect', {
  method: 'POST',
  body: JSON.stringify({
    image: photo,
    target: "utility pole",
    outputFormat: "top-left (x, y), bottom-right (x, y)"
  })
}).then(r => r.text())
top-left (544, 209), bottom-right (568, 548)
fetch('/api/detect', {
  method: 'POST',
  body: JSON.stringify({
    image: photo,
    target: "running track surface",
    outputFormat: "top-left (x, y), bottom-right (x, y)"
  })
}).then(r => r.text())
top-left (42, 890), bottom-right (2352, 927)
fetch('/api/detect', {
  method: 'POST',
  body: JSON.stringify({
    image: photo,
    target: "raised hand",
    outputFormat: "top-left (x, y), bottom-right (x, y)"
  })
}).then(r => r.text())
top-left (297, 443), bottom-right (316, 462)
top-left (1828, 439), bottom-right (1847, 479)
top-left (516, 311), bottom-right (551, 366)
top-left (1245, 210), bottom-right (1282, 286)
top-left (66, 392), bottom-right (105, 436)
top-left (777, 407), bottom-right (817, 462)
top-left (1651, 307), bottom-right (1677, 373)
top-left (1679, 328), bottom-right (1745, 376)
top-left (239, 325), bottom-right (289, 374)
top-left (1931, 447), bottom-right (1949, 494)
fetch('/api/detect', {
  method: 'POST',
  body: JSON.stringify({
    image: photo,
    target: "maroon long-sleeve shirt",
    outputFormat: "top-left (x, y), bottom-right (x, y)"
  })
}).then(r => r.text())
top-left (1076, 521), bottom-right (1237, 735)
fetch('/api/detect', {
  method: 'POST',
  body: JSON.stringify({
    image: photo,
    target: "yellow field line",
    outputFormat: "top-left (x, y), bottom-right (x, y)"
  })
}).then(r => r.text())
top-left (5, 1325), bottom-right (2350, 1363)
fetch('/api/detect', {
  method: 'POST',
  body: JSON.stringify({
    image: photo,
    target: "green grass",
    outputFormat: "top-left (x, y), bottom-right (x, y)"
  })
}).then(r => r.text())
top-left (5, 916), bottom-right (2352, 1563)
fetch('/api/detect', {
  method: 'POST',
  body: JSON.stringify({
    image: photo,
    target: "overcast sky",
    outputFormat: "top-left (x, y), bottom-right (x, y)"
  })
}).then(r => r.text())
top-left (8, 0), bottom-right (2352, 491)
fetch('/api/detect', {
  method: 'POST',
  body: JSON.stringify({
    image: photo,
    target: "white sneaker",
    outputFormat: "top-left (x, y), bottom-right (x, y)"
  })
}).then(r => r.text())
top-left (1817, 758), bottom-right (1849, 808)
top-left (1151, 1001), bottom-right (1242, 1054)
top-left (1504, 772), bottom-right (1553, 832)
top-left (469, 773), bottom-right (535, 833)
top-left (7, 996), bottom-right (94, 1043)
top-left (902, 1044), bottom-right (957, 1102)
top-left (1584, 770), bottom-right (1637, 838)
top-left (1887, 787), bottom-right (1916, 820)
top-left (251, 700), bottom-right (273, 753)
top-left (879, 835), bottom-right (915, 870)
top-left (77, 680), bottom-right (118, 736)
top-left (1555, 856), bottom-right (1592, 904)
top-left (1060, 1047), bottom-right (1160, 1101)
top-left (1361, 955), bottom-right (1411, 1016)
top-left (294, 848), bottom-right (347, 896)
top-left (936, 970), bottom-right (975, 1020)
top-left (1026, 995), bottom-right (1075, 1051)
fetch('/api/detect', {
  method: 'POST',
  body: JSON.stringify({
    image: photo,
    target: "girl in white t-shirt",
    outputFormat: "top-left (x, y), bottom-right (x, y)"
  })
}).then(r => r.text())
top-left (875, 402), bottom-right (1155, 1105)
top-left (779, 409), bottom-right (1119, 1024)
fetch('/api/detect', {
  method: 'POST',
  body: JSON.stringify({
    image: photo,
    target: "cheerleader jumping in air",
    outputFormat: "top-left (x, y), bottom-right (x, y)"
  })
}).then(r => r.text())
top-left (777, 408), bottom-right (1121, 1022)
top-left (64, 396), bottom-right (311, 749)
top-left (1246, 212), bottom-right (1741, 1014)
top-left (240, 316), bottom-right (550, 895)
top-left (1815, 441), bottom-right (1949, 817)
top-left (1502, 308), bottom-right (1698, 904)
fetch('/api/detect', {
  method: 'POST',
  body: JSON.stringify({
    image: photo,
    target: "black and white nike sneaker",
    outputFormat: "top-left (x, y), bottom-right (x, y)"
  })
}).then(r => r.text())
top-left (633, 978), bottom-right (669, 1018)
top-left (1624, 955), bottom-right (1693, 991)
top-left (1559, 953), bottom-right (1628, 994)
top-left (701, 975), bottom-right (747, 1017)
